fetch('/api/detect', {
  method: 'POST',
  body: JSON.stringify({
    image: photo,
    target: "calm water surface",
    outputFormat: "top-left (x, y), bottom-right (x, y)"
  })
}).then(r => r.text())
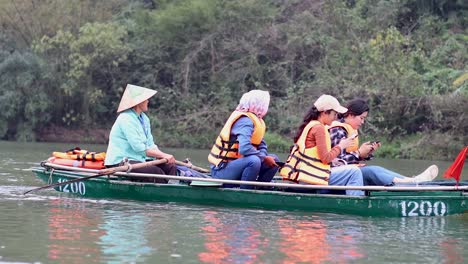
top-left (0, 141), bottom-right (467, 263)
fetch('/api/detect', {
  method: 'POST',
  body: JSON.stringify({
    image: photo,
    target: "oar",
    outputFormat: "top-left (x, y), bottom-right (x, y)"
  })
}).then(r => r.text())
top-left (175, 160), bottom-right (209, 173)
top-left (24, 158), bottom-right (169, 195)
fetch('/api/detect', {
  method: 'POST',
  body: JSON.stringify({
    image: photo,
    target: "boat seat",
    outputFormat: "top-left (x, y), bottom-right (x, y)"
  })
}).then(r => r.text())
top-left (190, 181), bottom-right (223, 187)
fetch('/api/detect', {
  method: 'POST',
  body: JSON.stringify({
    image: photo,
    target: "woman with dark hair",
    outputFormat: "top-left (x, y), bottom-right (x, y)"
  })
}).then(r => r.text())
top-left (280, 95), bottom-right (364, 196)
top-left (329, 98), bottom-right (438, 185)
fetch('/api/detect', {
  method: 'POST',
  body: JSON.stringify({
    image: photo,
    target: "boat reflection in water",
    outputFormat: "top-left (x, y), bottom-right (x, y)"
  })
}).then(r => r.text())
top-left (98, 210), bottom-right (154, 262)
top-left (198, 210), bottom-right (365, 263)
top-left (278, 218), bottom-right (332, 263)
top-left (441, 238), bottom-right (464, 264)
top-left (47, 199), bottom-right (104, 263)
top-left (44, 198), bottom-right (461, 263)
top-left (46, 199), bottom-right (159, 263)
top-left (199, 211), bottom-right (268, 263)
top-left (277, 217), bottom-right (365, 263)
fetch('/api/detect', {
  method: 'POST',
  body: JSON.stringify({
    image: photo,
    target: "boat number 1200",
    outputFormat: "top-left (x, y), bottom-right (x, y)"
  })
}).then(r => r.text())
top-left (57, 178), bottom-right (86, 195)
top-left (400, 201), bottom-right (447, 216)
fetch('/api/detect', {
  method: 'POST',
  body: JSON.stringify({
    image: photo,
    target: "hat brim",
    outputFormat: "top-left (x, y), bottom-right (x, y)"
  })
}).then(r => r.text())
top-left (117, 85), bottom-right (158, 113)
top-left (334, 105), bottom-right (348, 114)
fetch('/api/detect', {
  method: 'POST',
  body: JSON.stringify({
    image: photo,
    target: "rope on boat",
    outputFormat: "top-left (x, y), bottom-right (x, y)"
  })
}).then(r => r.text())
top-left (47, 168), bottom-right (55, 185)
top-left (41, 162), bottom-right (468, 192)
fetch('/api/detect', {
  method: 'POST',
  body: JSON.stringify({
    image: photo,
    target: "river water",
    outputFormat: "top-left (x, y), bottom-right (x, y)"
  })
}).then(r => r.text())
top-left (0, 141), bottom-right (467, 263)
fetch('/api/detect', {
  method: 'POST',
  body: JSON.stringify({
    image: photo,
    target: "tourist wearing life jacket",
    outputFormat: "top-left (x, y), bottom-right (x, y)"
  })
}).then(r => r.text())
top-left (329, 98), bottom-right (438, 185)
top-left (208, 90), bottom-right (279, 189)
top-left (279, 94), bottom-right (364, 196)
top-left (104, 84), bottom-right (176, 183)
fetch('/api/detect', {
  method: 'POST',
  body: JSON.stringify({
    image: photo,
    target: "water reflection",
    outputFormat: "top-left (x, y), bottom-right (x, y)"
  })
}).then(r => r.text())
top-left (277, 216), bottom-right (364, 263)
top-left (47, 199), bottom-right (104, 263)
top-left (440, 238), bottom-right (464, 264)
top-left (12, 196), bottom-right (468, 263)
top-left (98, 210), bottom-right (153, 262)
top-left (360, 216), bottom-right (465, 263)
top-left (199, 211), bottom-right (268, 263)
top-left (46, 199), bottom-right (157, 263)
top-left (278, 218), bottom-right (331, 263)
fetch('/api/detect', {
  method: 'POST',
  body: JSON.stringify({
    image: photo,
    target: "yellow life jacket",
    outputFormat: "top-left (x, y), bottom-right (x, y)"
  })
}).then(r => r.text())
top-left (329, 121), bottom-right (359, 152)
top-left (208, 111), bottom-right (266, 166)
top-left (279, 121), bottom-right (331, 185)
top-left (53, 148), bottom-right (106, 161)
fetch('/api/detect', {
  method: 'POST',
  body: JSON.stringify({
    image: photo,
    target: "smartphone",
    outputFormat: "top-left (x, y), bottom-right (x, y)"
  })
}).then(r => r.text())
top-left (372, 141), bottom-right (380, 144)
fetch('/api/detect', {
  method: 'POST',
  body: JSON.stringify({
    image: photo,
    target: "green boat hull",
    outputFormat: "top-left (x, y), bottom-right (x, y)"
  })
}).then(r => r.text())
top-left (31, 167), bottom-right (468, 217)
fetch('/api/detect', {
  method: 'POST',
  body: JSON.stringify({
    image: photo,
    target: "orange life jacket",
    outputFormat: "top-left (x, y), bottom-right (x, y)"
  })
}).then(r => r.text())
top-left (53, 148), bottom-right (106, 161)
top-left (47, 157), bottom-right (105, 169)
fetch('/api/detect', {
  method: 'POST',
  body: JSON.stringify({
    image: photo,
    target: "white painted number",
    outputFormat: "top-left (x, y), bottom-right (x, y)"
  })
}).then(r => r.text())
top-left (433, 201), bottom-right (447, 216)
top-left (57, 178), bottom-right (86, 195)
top-left (419, 201), bottom-right (432, 216)
top-left (400, 201), bottom-right (447, 217)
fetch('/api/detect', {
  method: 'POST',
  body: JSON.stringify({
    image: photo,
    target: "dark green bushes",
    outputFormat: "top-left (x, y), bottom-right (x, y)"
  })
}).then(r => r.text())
top-left (0, 0), bottom-right (466, 160)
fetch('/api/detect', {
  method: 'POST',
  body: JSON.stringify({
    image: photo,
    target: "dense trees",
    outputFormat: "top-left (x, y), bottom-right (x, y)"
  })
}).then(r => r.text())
top-left (0, 0), bottom-right (466, 160)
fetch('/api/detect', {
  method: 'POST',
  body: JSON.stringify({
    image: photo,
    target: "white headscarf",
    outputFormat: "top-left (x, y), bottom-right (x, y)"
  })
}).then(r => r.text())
top-left (235, 90), bottom-right (270, 119)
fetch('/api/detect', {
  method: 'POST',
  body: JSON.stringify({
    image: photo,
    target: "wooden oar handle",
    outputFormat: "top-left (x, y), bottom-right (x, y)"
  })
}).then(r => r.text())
top-left (98, 158), bottom-right (209, 175)
top-left (24, 158), bottom-right (171, 195)
top-left (98, 158), bottom-right (169, 175)
top-left (175, 160), bottom-right (210, 173)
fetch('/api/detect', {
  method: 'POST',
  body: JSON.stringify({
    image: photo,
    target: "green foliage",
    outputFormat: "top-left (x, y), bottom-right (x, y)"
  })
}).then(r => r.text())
top-left (263, 132), bottom-right (291, 154)
top-left (0, 0), bottom-right (128, 47)
top-left (0, 51), bottom-right (51, 140)
top-left (0, 0), bottom-right (466, 160)
top-left (150, 0), bottom-right (218, 41)
top-left (33, 22), bottom-right (130, 126)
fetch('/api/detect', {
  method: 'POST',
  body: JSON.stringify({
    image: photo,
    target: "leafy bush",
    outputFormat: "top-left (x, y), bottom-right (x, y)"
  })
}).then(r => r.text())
top-left (0, 0), bottom-right (467, 160)
top-left (0, 51), bottom-right (51, 140)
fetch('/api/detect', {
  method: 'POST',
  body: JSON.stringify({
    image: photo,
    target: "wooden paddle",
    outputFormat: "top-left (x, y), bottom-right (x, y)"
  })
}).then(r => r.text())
top-left (24, 158), bottom-right (169, 195)
top-left (175, 160), bottom-right (209, 173)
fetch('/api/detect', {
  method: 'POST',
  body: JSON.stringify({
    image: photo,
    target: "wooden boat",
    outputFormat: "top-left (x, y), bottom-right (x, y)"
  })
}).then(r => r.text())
top-left (31, 162), bottom-right (468, 217)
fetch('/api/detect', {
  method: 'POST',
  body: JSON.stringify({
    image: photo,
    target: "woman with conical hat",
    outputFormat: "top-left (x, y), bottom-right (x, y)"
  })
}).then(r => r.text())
top-left (208, 90), bottom-right (279, 189)
top-left (104, 84), bottom-right (176, 182)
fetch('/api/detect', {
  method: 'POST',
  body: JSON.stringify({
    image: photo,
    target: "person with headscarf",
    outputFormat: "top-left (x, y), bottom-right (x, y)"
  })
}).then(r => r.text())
top-left (329, 98), bottom-right (438, 185)
top-left (208, 90), bottom-right (279, 189)
top-left (280, 95), bottom-right (364, 196)
top-left (104, 84), bottom-right (176, 183)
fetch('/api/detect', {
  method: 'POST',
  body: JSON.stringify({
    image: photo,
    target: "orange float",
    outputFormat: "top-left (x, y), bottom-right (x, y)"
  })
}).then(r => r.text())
top-left (47, 157), bottom-right (105, 169)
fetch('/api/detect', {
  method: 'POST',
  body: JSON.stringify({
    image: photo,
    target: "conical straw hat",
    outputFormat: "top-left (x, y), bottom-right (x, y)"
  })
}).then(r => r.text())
top-left (117, 84), bottom-right (157, 113)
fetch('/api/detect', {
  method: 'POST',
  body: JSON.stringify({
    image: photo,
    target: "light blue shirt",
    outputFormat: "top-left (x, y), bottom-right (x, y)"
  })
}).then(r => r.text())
top-left (105, 109), bottom-right (157, 165)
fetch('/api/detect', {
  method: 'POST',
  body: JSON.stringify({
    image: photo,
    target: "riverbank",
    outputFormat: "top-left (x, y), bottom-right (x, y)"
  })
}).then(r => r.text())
top-left (37, 125), bottom-right (109, 144)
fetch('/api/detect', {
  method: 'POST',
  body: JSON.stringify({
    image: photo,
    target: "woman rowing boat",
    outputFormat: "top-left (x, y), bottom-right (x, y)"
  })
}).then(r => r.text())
top-left (104, 84), bottom-right (176, 183)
